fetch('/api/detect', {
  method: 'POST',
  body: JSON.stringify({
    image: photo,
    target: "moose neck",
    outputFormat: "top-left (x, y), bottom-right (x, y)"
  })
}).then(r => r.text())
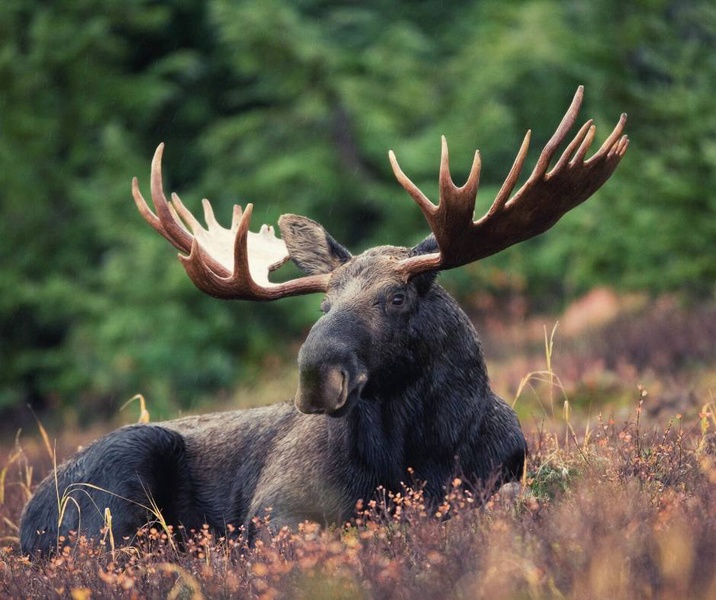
top-left (344, 284), bottom-right (491, 484)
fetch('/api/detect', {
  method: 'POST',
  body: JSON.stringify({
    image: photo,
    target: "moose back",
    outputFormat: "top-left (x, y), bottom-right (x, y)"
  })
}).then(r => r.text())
top-left (20, 87), bottom-right (627, 556)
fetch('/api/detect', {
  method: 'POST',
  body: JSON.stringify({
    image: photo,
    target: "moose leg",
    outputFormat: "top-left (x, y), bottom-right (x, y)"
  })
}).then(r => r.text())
top-left (20, 424), bottom-right (192, 556)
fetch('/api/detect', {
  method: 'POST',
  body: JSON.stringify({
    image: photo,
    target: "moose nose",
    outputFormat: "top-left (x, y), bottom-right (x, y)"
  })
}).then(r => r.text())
top-left (295, 365), bottom-right (348, 414)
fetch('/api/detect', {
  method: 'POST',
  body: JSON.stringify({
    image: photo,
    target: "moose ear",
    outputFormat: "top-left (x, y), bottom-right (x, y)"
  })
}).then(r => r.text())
top-left (408, 235), bottom-right (439, 293)
top-left (410, 235), bottom-right (438, 257)
top-left (278, 214), bottom-right (352, 275)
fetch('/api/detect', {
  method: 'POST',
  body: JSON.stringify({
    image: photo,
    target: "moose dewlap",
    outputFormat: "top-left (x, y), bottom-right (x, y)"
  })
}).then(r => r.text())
top-left (20, 86), bottom-right (627, 556)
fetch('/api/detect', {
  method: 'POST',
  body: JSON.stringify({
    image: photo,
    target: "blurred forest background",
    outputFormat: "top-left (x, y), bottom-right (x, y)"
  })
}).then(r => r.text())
top-left (1, 0), bottom-right (715, 425)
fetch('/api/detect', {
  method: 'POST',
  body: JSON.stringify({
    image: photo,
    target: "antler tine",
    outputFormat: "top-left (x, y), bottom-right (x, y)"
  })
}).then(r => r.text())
top-left (439, 136), bottom-right (482, 216)
top-left (548, 120), bottom-right (594, 175)
top-left (133, 144), bottom-right (330, 301)
top-left (389, 137), bottom-right (482, 227)
top-left (232, 201), bottom-right (253, 281)
top-left (487, 130), bottom-right (531, 218)
top-left (518, 86), bottom-right (585, 192)
top-left (390, 135), bottom-right (481, 272)
top-left (568, 123), bottom-right (597, 167)
top-left (132, 169), bottom-right (182, 255)
top-left (388, 150), bottom-right (437, 219)
top-left (614, 131), bottom-right (630, 157)
top-left (395, 86), bottom-right (628, 278)
top-left (170, 191), bottom-right (205, 236)
top-left (587, 111), bottom-right (628, 164)
top-left (148, 144), bottom-right (194, 253)
top-left (538, 87), bottom-right (585, 175)
top-left (201, 198), bottom-right (222, 231)
top-left (131, 176), bottom-right (162, 235)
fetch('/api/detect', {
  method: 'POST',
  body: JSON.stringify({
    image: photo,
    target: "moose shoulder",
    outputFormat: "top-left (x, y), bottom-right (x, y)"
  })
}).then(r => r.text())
top-left (20, 86), bottom-right (628, 556)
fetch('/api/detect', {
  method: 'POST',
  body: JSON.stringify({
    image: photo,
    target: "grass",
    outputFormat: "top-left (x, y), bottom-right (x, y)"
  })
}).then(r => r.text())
top-left (2, 401), bottom-right (715, 599)
top-left (1, 293), bottom-right (715, 598)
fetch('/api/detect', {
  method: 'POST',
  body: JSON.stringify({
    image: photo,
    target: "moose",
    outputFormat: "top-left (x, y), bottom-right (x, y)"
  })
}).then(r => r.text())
top-left (20, 87), bottom-right (628, 556)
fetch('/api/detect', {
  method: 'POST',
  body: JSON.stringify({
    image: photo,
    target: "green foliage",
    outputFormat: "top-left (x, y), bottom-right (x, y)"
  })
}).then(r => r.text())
top-left (1, 0), bottom-right (714, 416)
top-left (534, 0), bottom-right (716, 297)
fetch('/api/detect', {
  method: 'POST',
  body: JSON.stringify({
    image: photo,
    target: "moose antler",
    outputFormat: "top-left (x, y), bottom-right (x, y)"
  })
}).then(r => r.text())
top-left (132, 144), bottom-right (330, 300)
top-left (390, 86), bottom-right (629, 276)
top-left (134, 87), bottom-right (627, 299)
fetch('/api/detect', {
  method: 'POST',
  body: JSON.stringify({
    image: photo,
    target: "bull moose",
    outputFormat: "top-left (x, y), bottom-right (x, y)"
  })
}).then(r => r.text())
top-left (20, 86), bottom-right (628, 556)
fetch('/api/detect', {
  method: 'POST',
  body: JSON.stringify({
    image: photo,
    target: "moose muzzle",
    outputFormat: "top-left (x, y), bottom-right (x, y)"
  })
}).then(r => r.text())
top-left (295, 364), bottom-right (346, 414)
top-left (296, 359), bottom-right (370, 415)
top-left (293, 296), bottom-right (374, 415)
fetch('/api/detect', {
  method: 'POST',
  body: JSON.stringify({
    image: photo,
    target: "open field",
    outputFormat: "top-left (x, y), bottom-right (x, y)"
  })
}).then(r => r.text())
top-left (1, 293), bottom-right (715, 599)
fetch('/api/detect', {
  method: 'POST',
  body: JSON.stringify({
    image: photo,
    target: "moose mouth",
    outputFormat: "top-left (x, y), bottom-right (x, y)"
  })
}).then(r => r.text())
top-left (295, 365), bottom-right (367, 416)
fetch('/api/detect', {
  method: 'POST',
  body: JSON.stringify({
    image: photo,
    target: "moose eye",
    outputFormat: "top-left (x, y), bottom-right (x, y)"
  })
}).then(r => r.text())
top-left (389, 292), bottom-right (406, 307)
